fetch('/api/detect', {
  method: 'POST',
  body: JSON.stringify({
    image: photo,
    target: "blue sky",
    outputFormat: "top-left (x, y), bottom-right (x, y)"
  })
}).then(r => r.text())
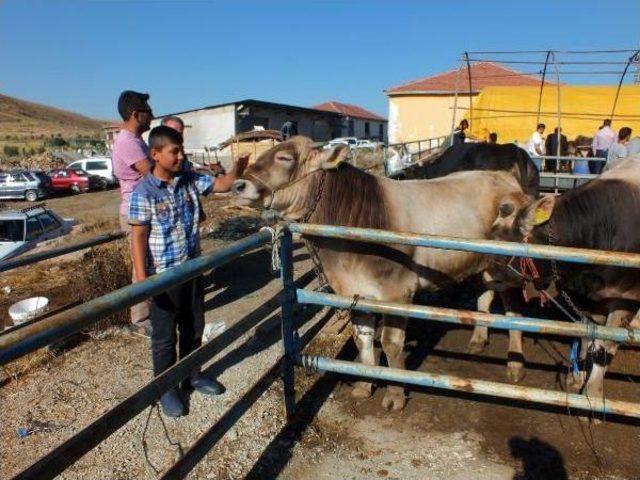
top-left (1, 0), bottom-right (638, 120)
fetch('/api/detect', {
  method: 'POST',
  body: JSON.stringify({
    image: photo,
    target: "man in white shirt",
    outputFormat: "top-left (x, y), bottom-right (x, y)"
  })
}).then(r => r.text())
top-left (605, 127), bottom-right (632, 171)
top-left (527, 123), bottom-right (545, 170)
top-left (591, 119), bottom-right (616, 174)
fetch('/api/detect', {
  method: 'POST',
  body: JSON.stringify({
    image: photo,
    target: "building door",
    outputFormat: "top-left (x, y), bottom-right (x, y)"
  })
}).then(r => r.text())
top-left (347, 119), bottom-right (354, 137)
top-left (364, 122), bottom-right (370, 138)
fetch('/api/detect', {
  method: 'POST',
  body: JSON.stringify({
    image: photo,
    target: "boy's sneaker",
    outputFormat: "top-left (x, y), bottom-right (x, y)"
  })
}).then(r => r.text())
top-left (191, 374), bottom-right (225, 396)
top-left (160, 388), bottom-right (185, 417)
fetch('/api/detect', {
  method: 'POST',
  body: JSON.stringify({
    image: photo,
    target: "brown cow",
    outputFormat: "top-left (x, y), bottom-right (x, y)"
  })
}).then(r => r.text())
top-left (489, 156), bottom-right (640, 398)
top-left (232, 136), bottom-right (527, 410)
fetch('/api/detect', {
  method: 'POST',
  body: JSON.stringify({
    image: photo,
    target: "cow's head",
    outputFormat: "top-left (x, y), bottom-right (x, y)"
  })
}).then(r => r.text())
top-left (231, 136), bottom-right (349, 219)
top-left (491, 193), bottom-right (556, 242)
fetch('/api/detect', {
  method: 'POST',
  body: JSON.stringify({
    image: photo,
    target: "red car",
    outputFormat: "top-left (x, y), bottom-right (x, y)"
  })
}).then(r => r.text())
top-left (48, 169), bottom-right (104, 194)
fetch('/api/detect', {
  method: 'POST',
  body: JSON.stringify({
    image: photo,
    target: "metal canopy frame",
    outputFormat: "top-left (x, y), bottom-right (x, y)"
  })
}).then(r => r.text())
top-left (448, 48), bottom-right (640, 191)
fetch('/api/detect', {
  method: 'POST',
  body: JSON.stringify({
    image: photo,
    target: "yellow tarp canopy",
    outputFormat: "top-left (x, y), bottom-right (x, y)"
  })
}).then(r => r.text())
top-left (466, 85), bottom-right (640, 143)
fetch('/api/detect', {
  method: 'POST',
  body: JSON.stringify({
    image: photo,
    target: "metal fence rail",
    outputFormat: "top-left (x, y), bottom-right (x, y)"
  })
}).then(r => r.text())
top-left (0, 231), bottom-right (125, 273)
top-left (279, 222), bottom-right (640, 419)
top-left (0, 231), bottom-right (271, 366)
top-left (7, 230), bottom-right (281, 480)
top-left (296, 289), bottom-right (640, 345)
top-left (288, 223), bottom-right (640, 269)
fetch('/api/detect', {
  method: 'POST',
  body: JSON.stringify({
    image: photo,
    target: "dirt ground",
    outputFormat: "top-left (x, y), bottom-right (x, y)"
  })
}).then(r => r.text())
top-left (1, 189), bottom-right (640, 479)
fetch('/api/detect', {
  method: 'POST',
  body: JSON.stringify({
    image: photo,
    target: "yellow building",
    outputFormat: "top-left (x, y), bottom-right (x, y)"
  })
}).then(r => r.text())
top-left (386, 62), bottom-right (640, 145)
top-left (385, 62), bottom-right (546, 144)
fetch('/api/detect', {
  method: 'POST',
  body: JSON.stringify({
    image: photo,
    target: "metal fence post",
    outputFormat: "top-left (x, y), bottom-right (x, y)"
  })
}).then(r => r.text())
top-left (279, 228), bottom-right (298, 419)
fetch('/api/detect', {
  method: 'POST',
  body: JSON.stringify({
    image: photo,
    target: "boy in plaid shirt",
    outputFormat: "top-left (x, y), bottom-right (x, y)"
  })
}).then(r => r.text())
top-left (129, 125), bottom-right (247, 417)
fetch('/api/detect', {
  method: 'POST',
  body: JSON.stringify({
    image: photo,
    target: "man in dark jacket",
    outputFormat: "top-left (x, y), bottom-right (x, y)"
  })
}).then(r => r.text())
top-left (545, 127), bottom-right (568, 171)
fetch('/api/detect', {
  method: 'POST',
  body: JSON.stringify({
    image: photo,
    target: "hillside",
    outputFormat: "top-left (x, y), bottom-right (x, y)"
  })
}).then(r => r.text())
top-left (0, 93), bottom-right (105, 140)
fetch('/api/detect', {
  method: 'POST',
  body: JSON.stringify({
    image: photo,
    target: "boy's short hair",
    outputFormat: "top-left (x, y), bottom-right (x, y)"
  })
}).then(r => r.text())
top-left (118, 90), bottom-right (150, 121)
top-left (161, 116), bottom-right (185, 128)
top-left (537, 123), bottom-right (546, 130)
top-left (148, 125), bottom-right (184, 150)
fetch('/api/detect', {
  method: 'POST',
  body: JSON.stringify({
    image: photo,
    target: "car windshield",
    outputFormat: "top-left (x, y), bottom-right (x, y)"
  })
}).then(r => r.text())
top-left (0, 219), bottom-right (25, 242)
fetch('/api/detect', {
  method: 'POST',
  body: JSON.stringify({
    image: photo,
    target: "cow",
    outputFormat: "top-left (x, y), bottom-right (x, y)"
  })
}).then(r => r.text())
top-left (400, 143), bottom-right (540, 197)
top-left (489, 155), bottom-right (640, 398)
top-left (231, 136), bottom-right (528, 410)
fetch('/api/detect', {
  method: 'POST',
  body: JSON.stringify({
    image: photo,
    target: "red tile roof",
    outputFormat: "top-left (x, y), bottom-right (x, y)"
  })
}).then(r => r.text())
top-left (313, 101), bottom-right (386, 121)
top-left (386, 62), bottom-right (544, 95)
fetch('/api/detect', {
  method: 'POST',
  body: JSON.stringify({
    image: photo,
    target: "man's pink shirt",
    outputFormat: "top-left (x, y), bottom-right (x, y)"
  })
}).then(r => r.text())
top-left (112, 129), bottom-right (150, 216)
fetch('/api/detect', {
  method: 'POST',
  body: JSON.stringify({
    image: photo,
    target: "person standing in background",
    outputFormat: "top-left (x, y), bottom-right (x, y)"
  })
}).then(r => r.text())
top-left (605, 127), bottom-right (632, 171)
top-left (112, 90), bottom-right (154, 336)
top-left (591, 119), bottom-right (616, 174)
top-left (527, 123), bottom-right (545, 170)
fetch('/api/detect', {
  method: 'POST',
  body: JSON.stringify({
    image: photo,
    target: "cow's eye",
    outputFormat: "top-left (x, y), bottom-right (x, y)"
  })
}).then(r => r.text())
top-left (499, 202), bottom-right (515, 217)
top-left (275, 154), bottom-right (294, 164)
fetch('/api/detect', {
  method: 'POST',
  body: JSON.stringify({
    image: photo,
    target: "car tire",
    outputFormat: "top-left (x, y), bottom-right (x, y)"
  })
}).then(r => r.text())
top-left (71, 184), bottom-right (80, 194)
top-left (25, 190), bottom-right (38, 202)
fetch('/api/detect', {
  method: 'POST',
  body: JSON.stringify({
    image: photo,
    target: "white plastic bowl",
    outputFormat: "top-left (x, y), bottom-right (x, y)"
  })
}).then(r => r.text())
top-left (8, 297), bottom-right (49, 325)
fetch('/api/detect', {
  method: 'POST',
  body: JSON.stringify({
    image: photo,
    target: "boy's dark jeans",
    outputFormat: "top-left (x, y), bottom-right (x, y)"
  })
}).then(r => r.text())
top-left (150, 276), bottom-right (204, 377)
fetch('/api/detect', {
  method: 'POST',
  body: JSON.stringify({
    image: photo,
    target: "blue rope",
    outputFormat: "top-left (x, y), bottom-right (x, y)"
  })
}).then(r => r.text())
top-left (569, 339), bottom-right (581, 375)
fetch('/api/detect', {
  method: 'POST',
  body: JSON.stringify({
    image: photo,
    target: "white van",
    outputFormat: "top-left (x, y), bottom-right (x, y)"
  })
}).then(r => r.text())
top-left (67, 157), bottom-right (116, 186)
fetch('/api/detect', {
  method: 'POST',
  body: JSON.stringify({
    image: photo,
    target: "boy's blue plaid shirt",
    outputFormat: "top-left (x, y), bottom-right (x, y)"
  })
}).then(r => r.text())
top-left (128, 171), bottom-right (213, 274)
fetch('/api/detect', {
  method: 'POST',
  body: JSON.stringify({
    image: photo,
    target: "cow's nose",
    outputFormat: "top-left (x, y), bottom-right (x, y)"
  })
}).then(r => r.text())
top-left (232, 180), bottom-right (247, 195)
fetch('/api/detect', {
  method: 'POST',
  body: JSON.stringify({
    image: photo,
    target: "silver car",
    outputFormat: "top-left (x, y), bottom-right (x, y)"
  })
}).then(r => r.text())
top-left (0, 204), bottom-right (74, 261)
top-left (0, 171), bottom-right (52, 201)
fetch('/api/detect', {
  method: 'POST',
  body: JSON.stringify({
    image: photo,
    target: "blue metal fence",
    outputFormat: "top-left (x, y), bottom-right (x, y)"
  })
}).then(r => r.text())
top-left (279, 223), bottom-right (640, 419)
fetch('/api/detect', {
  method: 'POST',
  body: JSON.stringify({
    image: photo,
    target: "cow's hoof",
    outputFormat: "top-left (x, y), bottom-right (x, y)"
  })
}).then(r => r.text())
top-left (507, 362), bottom-right (525, 383)
top-left (468, 339), bottom-right (488, 355)
top-left (381, 388), bottom-right (406, 412)
top-left (351, 382), bottom-right (373, 399)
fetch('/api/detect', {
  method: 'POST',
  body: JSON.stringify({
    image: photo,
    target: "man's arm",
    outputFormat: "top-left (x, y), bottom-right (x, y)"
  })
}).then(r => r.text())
top-left (134, 158), bottom-right (151, 175)
top-left (131, 224), bottom-right (149, 282)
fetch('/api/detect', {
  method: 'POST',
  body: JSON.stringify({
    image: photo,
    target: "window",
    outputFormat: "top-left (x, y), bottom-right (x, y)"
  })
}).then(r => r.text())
top-left (67, 162), bottom-right (81, 170)
top-left (0, 174), bottom-right (7, 184)
top-left (379, 124), bottom-right (384, 140)
top-left (10, 173), bottom-right (24, 182)
top-left (347, 119), bottom-right (355, 137)
top-left (73, 170), bottom-right (87, 176)
top-left (0, 220), bottom-right (25, 242)
top-left (36, 213), bottom-right (61, 232)
top-left (23, 172), bottom-right (36, 181)
top-left (85, 161), bottom-right (108, 171)
top-left (25, 216), bottom-right (43, 241)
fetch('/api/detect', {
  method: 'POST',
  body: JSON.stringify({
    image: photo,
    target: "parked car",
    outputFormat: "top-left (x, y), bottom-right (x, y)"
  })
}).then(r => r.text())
top-left (355, 139), bottom-right (380, 149)
top-left (0, 204), bottom-right (74, 261)
top-left (48, 168), bottom-right (105, 193)
top-left (0, 170), bottom-right (52, 202)
top-left (323, 137), bottom-right (358, 149)
top-left (66, 157), bottom-right (116, 186)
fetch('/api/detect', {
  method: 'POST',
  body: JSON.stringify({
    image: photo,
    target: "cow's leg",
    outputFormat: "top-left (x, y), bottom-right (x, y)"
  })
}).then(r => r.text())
top-left (468, 289), bottom-right (495, 354)
top-left (380, 314), bottom-right (408, 411)
top-left (583, 309), bottom-right (634, 399)
top-left (351, 312), bottom-right (377, 399)
top-left (502, 291), bottom-right (525, 383)
top-left (567, 313), bottom-right (605, 390)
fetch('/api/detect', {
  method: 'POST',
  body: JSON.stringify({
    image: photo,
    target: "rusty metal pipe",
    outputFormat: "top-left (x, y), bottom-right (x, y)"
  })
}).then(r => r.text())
top-left (288, 224), bottom-right (640, 269)
top-left (302, 355), bottom-right (640, 418)
top-left (0, 231), bottom-right (126, 273)
top-left (296, 290), bottom-right (640, 345)
top-left (0, 231), bottom-right (271, 366)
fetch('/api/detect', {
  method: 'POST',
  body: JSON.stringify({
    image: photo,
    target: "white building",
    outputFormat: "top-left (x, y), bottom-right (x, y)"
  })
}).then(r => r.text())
top-left (149, 99), bottom-right (344, 152)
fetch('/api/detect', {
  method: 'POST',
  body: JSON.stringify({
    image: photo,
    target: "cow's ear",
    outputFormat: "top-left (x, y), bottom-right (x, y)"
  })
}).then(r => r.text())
top-left (531, 195), bottom-right (556, 226)
top-left (320, 144), bottom-right (349, 170)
